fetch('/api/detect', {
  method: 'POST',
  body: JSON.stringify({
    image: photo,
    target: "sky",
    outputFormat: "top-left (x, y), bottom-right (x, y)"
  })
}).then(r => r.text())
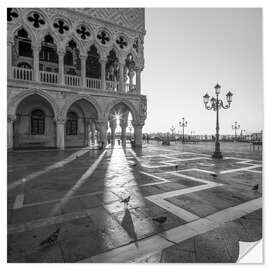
top-left (142, 8), bottom-right (263, 135)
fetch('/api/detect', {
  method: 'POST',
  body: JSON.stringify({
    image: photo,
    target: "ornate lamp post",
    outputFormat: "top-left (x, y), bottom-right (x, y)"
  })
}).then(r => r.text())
top-left (203, 83), bottom-right (233, 159)
top-left (179, 117), bottom-right (188, 143)
top-left (170, 125), bottom-right (175, 137)
top-left (232, 121), bottom-right (240, 140)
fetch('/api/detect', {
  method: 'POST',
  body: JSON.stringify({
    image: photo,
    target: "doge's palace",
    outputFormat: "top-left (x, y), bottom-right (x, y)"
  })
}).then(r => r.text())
top-left (7, 8), bottom-right (147, 149)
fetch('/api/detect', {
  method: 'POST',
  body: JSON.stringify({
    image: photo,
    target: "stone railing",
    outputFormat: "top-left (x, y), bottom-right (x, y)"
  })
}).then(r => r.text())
top-left (40, 71), bottom-right (58, 84)
top-left (10, 69), bottom-right (140, 95)
top-left (64, 74), bottom-right (81, 87)
top-left (12, 67), bottom-right (33, 81)
top-left (106, 80), bottom-right (119, 92)
top-left (125, 83), bottom-right (137, 94)
top-left (86, 78), bottom-right (101, 89)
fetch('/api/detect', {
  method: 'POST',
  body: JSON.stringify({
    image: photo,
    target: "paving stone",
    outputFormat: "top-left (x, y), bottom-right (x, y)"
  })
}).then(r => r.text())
top-left (7, 143), bottom-right (262, 262)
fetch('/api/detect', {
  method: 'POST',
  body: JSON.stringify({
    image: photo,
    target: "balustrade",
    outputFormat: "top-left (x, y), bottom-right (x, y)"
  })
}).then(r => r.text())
top-left (106, 80), bottom-right (119, 92)
top-left (12, 67), bottom-right (32, 81)
top-left (10, 67), bottom-right (141, 95)
top-left (86, 78), bottom-right (101, 89)
top-left (40, 71), bottom-right (58, 84)
top-left (64, 74), bottom-right (81, 87)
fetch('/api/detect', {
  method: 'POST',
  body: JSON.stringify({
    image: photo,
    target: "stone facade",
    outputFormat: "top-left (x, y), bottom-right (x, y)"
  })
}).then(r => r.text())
top-left (7, 8), bottom-right (147, 150)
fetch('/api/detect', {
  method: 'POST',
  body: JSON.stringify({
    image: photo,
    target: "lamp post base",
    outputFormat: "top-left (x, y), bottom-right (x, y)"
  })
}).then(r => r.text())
top-left (212, 151), bottom-right (223, 159)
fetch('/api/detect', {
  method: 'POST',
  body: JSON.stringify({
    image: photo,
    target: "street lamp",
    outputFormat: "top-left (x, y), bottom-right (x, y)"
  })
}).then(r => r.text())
top-left (203, 83), bottom-right (233, 159)
top-left (232, 121), bottom-right (240, 140)
top-left (170, 125), bottom-right (175, 140)
top-left (179, 117), bottom-right (188, 143)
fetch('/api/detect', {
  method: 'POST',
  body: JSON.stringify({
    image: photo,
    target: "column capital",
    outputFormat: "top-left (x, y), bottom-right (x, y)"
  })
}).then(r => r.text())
top-left (96, 120), bottom-right (108, 130)
top-left (55, 117), bottom-right (66, 125)
top-left (132, 120), bottom-right (144, 128)
top-left (32, 44), bottom-right (41, 52)
top-left (57, 49), bottom-right (66, 57)
top-left (7, 39), bottom-right (14, 46)
top-left (100, 57), bottom-right (107, 64)
top-left (8, 114), bottom-right (16, 123)
top-left (80, 53), bottom-right (88, 60)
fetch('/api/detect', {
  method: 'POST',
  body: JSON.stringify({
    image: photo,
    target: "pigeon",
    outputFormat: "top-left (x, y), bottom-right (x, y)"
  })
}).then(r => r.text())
top-left (210, 173), bottom-right (217, 177)
top-left (152, 216), bottom-right (167, 224)
top-left (121, 195), bottom-right (131, 204)
top-left (252, 184), bottom-right (259, 191)
top-left (40, 228), bottom-right (60, 246)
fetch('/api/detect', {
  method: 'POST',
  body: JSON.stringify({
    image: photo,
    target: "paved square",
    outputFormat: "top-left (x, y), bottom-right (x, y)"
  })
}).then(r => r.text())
top-left (7, 142), bottom-right (262, 262)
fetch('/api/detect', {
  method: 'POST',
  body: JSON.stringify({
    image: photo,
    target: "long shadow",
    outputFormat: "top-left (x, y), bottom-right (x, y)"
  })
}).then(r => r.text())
top-left (121, 208), bottom-right (138, 244)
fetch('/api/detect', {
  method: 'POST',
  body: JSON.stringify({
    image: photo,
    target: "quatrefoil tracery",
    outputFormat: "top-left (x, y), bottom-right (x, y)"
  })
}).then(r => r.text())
top-left (97, 31), bottom-right (110, 45)
top-left (7, 8), bottom-right (18, 22)
top-left (53, 20), bottom-right (69, 34)
top-left (27, 12), bottom-right (45, 28)
top-left (76, 25), bottom-right (90, 40)
top-left (116, 36), bottom-right (128, 49)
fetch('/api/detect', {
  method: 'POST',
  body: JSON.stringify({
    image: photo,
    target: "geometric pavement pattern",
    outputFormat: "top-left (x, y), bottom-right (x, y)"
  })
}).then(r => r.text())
top-left (7, 145), bottom-right (262, 262)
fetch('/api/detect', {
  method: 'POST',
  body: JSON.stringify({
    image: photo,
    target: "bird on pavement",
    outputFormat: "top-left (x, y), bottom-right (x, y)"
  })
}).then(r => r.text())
top-left (152, 216), bottom-right (167, 224)
top-left (252, 184), bottom-right (259, 191)
top-left (121, 195), bottom-right (131, 204)
top-left (40, 228), bottom-right (60, 246)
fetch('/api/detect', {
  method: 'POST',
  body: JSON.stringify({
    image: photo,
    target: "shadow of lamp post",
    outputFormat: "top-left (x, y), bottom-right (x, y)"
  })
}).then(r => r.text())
top-left (203, 83), bottom-right (233, 159)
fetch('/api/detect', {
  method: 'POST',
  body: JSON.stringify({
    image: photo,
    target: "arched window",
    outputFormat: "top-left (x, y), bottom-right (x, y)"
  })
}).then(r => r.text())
top-left (31, 109), bottom-right (45, 135)
top-left (39, 34), bottom-right (58, 66)
top-left (86, 45), bottom-right (101, 79)
top-left (15, 28), bottom-right (33, 58)
top-left (64, 40), bottom-right (81, 75)
top-left (66, 112), bottom-right (78, 135)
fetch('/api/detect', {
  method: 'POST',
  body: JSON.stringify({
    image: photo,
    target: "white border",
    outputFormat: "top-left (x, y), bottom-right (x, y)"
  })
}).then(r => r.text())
top-left (1, 0), bottom-right (269, 268)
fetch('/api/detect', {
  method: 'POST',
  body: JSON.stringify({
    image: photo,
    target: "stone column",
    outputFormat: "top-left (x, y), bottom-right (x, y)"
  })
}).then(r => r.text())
top-left (33, 45), bottom-right (40, 82)
top-left (100, 59), bottom-right (106, 90)
top-left (7, 114), bottom-right (16, 150)
top-left (80, 54), bottom-right (87, 87)
top-left (135, 68), bottom-right (141, 94)
top-left (119, 63), bottom-right (125, 93)
top-left (109, 119), bottom-right (117, 145)
top-left (133, 122), bottom-right (144, 147)
top-left (120, 119), bottom-right (128, 146)
top-left (7, 41), bottom-right (13, 80)
top-left (90, 120), bottom-right (96, 144)
top-left (58, 50), bottom-right (65, 85)
top-left (96, 121), bottom-right (108, 148)
top-left (129, 69), bottom-right (135, 92)
top-left (56, 117), bottom-right (65, 150)
top-left (84, 119), bottom-right (91, 146)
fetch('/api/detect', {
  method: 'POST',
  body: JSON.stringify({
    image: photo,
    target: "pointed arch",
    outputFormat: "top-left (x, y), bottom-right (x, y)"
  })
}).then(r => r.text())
top-left (8, 89), bottom-right (59, 117)
top-left (105, 99), bottom-right (139, 122)
top-left (105, 44), bottom-right (123, 63)
top-left (124, 49), bottom-right (139, 67)
top-left (62, 94), bottom-right (102, 120)
top-left (38, 29), bottom-right (61, 48)
top-left (63, 34), bottom-right (86, 55)
top-left (11, 24), bottom-right (36, 45)
top-left (88, 40), bottom-right (105, 60)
